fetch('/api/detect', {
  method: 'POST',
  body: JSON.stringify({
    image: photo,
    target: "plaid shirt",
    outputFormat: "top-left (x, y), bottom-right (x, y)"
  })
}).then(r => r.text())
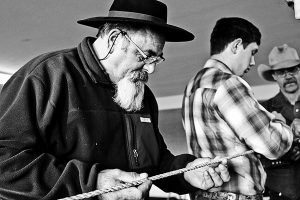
top-left (182, 59), bottom-right (293, 196)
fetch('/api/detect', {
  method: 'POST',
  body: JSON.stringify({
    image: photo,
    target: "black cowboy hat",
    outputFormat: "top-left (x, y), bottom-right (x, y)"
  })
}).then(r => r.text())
top-left (77, 0), bottom-right (194, 42)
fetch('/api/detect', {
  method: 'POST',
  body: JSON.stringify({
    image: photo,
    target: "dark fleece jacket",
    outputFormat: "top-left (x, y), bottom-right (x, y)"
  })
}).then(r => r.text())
top-left (0, 37), bottom-right (196, 200)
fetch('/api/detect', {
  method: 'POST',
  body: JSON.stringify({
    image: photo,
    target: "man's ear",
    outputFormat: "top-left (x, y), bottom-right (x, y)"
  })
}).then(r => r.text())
top-left (231, 38), bottom-right (243, 54)
top-left (107, 29), bottom-right (122, 53)
top-left (272, 73), bottom-right (278, 81)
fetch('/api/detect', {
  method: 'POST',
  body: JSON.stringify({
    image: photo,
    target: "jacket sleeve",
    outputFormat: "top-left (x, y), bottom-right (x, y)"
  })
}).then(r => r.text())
top-left (145, 86), bottom-right (198, 194)
top-left (0, 72), bottom-right (100, 200)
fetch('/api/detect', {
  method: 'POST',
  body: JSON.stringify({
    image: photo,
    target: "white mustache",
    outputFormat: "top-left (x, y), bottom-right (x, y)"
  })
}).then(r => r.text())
top-left (129, 71), bottom-right (148, 83)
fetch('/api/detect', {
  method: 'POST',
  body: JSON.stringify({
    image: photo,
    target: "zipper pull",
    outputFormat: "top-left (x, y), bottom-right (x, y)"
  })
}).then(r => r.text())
top-left (133, 149), bottom-right (139, 166)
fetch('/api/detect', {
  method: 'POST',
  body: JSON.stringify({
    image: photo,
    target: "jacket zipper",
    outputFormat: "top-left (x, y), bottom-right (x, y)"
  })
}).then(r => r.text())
top-left (133, 149), bottom-right (139, 166)
top-left (124, 115), bottom-right (140, 168)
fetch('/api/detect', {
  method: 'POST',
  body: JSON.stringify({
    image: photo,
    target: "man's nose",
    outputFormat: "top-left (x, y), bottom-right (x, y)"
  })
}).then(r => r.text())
top-left (283, 71), bottom-right (294, 77)
top-left (250, 56), bottom-right (255, 66)
top-left (143, 63), bottom-right (155, 74)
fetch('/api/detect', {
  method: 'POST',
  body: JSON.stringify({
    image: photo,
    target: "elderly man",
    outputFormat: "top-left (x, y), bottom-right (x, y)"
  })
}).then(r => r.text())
top-left (257, 44), bottom-right (300, 200)
top-left (0, 0), bottom-right (230, 199)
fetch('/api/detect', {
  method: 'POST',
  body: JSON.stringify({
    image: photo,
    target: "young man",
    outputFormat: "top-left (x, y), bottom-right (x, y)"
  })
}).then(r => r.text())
top-left (182, 17), bottom-right (293, 200)
top-left (257, 44), bottom-right (300, 200)
top-left (0, 0), bottom-right (230, 199)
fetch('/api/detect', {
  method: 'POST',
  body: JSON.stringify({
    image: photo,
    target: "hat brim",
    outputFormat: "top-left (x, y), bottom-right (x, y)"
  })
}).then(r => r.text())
top-left (77, 17), bottom-right (194, 42)
top-left (257, 64), bottom-right (276, 82)
top-left (257, 60), bottom-right (300, 81)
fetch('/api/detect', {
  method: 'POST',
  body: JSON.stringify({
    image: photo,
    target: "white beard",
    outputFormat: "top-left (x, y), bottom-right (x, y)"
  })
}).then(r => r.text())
top-left (113, 71), bottom-right (148, 112)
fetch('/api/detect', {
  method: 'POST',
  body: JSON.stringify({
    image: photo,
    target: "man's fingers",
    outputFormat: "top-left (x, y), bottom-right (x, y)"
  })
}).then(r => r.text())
top-left (220, 158), bottom-right (228, 166)
top-left (117, 171), bottom-right (148, 183)
top-left (137, 179), bottom-right (152, 197)
top-left (97, 169), bottom-right (151, 200)
top-left (291, 147), bottom-right (300, 161)
top-left (203, 170), bottom-right (215, 188)
top-left (207, 167), bottom-right (223, 187)
top-left (218, 164), bottom-right (230, 182)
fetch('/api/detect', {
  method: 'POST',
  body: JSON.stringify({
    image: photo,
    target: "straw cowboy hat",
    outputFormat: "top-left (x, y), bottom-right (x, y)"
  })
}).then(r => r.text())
top-left (257, 44), bottom-right (300, 81)
top-left (77, 0), bottom-right (194, 42)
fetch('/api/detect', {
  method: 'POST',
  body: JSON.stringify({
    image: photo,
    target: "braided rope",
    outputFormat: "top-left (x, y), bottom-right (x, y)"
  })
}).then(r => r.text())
top-left (58, 150), bottom-right (254, 200)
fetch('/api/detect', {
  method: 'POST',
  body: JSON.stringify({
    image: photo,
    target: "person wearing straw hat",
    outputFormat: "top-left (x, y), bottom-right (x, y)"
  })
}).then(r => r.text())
top-left (182, 17), bottom-right (294, 200)
top-left (257, 44), bottom-right (300, 200)
top-left (0, 0), bottom-right (230, 199)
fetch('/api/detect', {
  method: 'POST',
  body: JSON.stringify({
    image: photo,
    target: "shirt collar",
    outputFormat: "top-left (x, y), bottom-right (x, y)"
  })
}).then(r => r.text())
top-left (204, 58), bottom-right (234, 74)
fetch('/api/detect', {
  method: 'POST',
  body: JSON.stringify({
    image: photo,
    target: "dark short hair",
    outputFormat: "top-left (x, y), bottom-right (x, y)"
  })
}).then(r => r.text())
top-left (210, 17), bottom-right (261, 55)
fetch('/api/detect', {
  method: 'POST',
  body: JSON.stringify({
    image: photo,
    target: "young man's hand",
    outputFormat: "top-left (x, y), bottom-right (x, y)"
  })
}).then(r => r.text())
top-left (183, 157), bottom-right (230, 190)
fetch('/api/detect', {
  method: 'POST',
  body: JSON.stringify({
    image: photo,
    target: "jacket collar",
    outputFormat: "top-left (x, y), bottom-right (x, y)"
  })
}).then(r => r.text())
top-left (77, 37), bottom-right (113, 85)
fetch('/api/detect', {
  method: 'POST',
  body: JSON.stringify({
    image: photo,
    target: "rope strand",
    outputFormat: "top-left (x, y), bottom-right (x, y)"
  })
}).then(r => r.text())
top-left (58, 150), bottom-right (254, 200)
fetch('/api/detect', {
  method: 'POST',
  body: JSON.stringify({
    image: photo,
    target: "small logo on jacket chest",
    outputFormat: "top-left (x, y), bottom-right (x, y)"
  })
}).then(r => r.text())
top-left (140, 117), bottom-right (151, 123)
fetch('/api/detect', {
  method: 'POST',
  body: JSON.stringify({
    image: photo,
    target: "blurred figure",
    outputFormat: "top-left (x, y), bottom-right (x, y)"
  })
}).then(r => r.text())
top-left (182, 17), bottom-right (294, 200)
top-left (286, 0), bottom-right (300, 19)
top-left (257, 44), bottom-right (300, 200)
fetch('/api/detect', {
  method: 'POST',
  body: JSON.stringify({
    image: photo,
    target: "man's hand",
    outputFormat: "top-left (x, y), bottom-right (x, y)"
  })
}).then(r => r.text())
top-left (289, 145), bottom-right (300, 161)
top-left (97, 169), bottom-right (152, 200)
top-left (183, 157), bottom-right (230, 190)
top-left (291, 118), bottom-right (300, 142)
top-left (272, 111), bottom-right (286, 123)
top-left (285, 119), bottom-right (300, 161)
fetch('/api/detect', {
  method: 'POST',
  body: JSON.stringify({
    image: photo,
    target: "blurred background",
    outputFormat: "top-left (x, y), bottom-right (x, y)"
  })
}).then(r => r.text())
top-left (1, 0), bottom-right (299, 199)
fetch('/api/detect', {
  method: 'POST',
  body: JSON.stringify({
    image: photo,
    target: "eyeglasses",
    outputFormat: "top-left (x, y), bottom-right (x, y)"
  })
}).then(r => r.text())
top-left (119, 30), bottom-right (165, 66)
top-left (273, 65), bottom-right (300, 77)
